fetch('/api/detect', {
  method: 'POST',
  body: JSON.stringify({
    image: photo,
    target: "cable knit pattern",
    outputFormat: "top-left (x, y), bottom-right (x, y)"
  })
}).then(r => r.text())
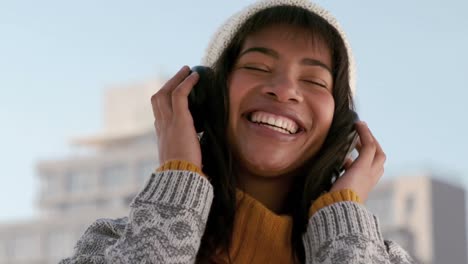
top-left (60, 170), bottom-right (213, 264)
top-left (303, 202), bottom-right (416, 263)
top-left (60, 169), bottom-right (416, 264)
top-left (201, 0), bottom-right (357, 95)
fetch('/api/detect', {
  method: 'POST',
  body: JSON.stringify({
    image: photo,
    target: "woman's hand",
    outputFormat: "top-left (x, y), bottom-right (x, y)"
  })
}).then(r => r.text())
top-left (330, 121), bottom-right (386, 202)
top-left (151, 66), bottom-right (202, 168)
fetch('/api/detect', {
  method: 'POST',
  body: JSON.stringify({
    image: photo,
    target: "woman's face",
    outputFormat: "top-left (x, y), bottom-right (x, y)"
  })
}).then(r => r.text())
top-left (227, 24), bottom-right (335, 178)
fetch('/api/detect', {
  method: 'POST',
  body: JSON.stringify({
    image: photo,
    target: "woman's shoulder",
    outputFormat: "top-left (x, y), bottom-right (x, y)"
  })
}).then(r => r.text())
top-left (84, 217), bottom-right (128, 236)
top-left (59, 217), bottom-right (128, 264)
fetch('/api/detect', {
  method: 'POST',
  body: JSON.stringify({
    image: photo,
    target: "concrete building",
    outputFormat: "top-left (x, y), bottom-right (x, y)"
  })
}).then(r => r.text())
top-left (367, 175), bottom-right (467, 264)
top-left (0, 79), bottom-right (162, 264)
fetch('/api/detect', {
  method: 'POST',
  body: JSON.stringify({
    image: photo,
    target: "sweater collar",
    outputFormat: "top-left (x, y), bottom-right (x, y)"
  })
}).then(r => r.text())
top-left (211, 189), bottom-right (295, 263)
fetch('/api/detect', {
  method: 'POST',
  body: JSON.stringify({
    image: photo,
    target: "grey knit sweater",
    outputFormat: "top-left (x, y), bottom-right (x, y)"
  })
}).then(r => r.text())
top-left (59, 170), bottom-right (416, 263)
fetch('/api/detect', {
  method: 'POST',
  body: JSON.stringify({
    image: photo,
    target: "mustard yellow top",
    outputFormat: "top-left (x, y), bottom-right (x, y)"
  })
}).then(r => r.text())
top-left (157, 160), bottom-right (362, 263)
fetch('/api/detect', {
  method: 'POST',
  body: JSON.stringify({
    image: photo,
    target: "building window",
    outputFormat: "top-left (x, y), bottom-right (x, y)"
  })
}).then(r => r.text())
top-left (405, 194), bottom-right (416, 216)
top-left (11, 234), bottom-right (41, 261)
top-left (366, 189), bottom-right (394, 227)
top-left (66, 169), bottom-right (92, 194)
top-left (47, 230), bottom-right (74, 261)
top-left (97, 197), bottom-right (124, 210)
top-left (137, 159), bottom-right (156, 185)
top-left (40, 171), bottom-right (62, 197)
top-left (101, 164), bottom-right (127, 189)
top-left (59, 201), bottom-right (97, 213)
top-left (0, 239), bottom-right (7, 260)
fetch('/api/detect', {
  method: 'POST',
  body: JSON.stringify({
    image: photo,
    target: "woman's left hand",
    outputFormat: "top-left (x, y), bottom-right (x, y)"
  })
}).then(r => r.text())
top-left (330, 121), bottom-right (386, 202)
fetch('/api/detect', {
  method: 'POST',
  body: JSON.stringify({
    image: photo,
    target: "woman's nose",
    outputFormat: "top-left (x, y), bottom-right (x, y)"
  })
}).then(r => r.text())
top-left (261, 75), bottom-right (304, 103)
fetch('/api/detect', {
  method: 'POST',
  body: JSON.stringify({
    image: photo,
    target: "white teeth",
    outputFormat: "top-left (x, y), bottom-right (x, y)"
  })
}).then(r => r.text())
top-left (260, 124), bottom-right (290, 134)
top-left (287, 123), bottom-right (294, 133)
top-left (275, 118), bottom-right (283, 129)
top-left (268, 116), bottom-right (275, 125)
top-left (249, 111), bottom-right (299, 134)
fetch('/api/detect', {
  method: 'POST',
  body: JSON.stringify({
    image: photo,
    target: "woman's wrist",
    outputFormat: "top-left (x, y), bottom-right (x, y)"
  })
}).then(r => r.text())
top-left (309, 189), bottom-right (362, 217)
top-left (156, 159), bottom-right (205, 177)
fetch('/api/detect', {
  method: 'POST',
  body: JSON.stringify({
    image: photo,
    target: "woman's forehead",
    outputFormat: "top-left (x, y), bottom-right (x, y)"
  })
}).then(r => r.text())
top-left (242, 24), bottom-right (331, 52)
top-left (239, 24), bottom-right (333, 67)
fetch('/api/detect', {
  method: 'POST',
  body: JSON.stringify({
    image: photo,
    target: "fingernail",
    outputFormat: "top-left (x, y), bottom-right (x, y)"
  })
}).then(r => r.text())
top-left (190, 71), bottom-right (199, 77)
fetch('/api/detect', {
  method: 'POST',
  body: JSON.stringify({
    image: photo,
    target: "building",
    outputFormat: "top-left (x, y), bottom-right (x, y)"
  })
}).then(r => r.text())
top-left (0, 79), bottom-right (163, 264)
top-left (367, 175), bottom-right (467, 264)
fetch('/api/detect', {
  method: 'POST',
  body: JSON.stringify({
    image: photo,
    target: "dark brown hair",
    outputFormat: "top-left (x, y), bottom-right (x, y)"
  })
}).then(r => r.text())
top-left (196, 5), bottom-right (356, 263)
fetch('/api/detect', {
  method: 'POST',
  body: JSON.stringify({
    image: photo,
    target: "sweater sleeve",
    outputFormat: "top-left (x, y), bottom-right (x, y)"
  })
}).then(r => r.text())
top-left (59, 169), bottom-right (213, 264)
top-left (309, 189), bottom-right (361, 217)
top-left (302, 202), bottom-right (417, 264)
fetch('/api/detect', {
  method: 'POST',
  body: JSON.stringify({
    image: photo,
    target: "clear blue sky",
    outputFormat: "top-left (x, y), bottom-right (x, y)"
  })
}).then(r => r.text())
top-left (1, 0), bottom-right (467, 221)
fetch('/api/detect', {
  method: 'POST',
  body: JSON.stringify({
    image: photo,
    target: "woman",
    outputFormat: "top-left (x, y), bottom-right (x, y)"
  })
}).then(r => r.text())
top-left (61, 0), bottom-right (416, 263)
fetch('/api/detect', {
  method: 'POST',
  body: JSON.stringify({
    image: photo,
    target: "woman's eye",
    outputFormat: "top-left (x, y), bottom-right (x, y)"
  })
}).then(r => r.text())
top-left (243, 66), bottom-right (270, 72)
top-left (303, 80), bottom-right (327, 89)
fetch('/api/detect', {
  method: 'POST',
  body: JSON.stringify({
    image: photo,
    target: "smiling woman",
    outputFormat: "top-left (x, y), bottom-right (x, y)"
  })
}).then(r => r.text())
top-left (60, 0), bottom-right (416, 263)
top-left (227, 24), bottom-right (335, 181)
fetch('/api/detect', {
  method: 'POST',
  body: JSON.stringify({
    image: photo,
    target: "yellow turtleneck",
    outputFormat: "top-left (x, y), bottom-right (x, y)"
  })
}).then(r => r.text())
top-left (156, 160), bottom-right (361, 263)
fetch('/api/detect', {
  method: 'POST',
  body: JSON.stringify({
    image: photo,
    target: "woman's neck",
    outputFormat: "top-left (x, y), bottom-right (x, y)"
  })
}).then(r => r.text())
top-left (237, 172), bottom-right (293, 214)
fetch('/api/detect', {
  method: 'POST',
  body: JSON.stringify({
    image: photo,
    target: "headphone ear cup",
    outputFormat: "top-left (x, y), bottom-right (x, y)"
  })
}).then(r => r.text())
top-left (351, 109), bottom-right (359, 123)
top-left (188, 66), bottom-right (215, 133)
top-left (333, 109), bottom-right (360, 183)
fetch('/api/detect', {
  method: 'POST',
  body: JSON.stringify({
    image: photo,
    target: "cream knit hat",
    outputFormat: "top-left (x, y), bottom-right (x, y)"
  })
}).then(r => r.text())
top-left (201, 0), bottom-right (356, 95)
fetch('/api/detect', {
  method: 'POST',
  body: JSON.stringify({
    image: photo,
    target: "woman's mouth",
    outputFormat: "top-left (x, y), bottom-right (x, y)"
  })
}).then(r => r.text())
top-left (246, 111), bottom-right (303, 135)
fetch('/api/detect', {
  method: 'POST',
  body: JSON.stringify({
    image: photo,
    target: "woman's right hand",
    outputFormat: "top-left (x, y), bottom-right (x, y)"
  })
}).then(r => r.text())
top-left (151, 65), bottom-right (202, 168)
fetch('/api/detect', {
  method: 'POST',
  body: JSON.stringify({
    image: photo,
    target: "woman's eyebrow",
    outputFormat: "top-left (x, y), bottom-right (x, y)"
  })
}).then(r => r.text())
top-left (301, 58), bottom-right (333, 76)
top-left (239, 47), bottom-right (279, 59)
top-left (239, 46), bottom-right (332, 75)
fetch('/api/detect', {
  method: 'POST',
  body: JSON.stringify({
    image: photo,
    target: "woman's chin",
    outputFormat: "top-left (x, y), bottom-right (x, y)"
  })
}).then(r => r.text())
top-left (241, 157), bottom-right (298, 178)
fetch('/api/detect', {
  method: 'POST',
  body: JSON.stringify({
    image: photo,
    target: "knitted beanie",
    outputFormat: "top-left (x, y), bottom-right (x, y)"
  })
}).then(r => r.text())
top-left (201, 0), bottom-right (356, 95)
